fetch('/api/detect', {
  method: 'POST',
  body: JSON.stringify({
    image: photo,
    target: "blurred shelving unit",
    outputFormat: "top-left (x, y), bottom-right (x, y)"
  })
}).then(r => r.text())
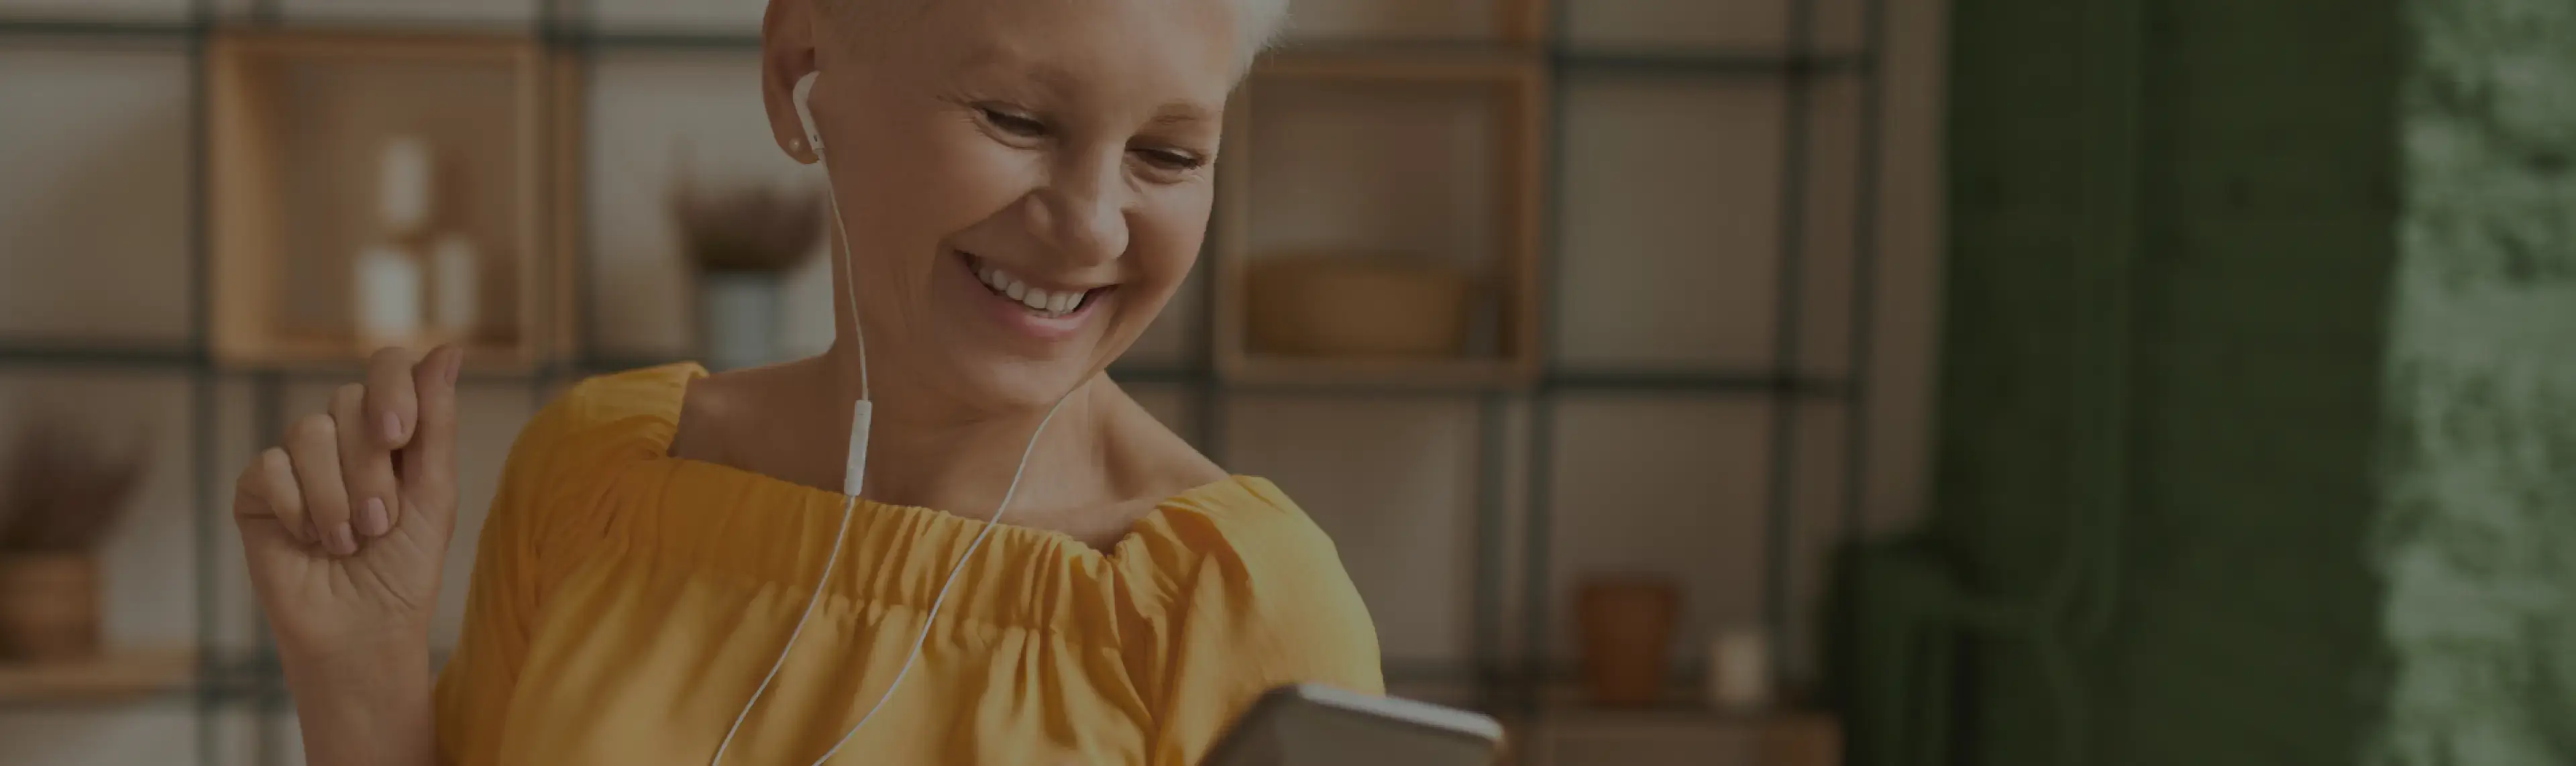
top-left (1214, 45), bottom-right (1548, 389)
top-left (0, 0), bottom-right (1891, 761)
top-left (205, 29), bottom-right (577, 375)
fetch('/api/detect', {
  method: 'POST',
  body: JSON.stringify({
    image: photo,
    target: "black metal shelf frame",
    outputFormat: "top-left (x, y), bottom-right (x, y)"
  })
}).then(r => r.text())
top-left (1514, 0), bottom-right (1890, 716)
top-left (0, 0), bottom-right (1891, 755)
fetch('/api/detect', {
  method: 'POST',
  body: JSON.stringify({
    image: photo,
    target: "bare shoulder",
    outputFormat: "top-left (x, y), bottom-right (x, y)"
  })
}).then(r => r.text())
top-left (1095, 380), bottom-right (1228, 504)
top-left (665, 360), bottom-right (847, 491)
top-left (664, 365), bottom-right (759, 462)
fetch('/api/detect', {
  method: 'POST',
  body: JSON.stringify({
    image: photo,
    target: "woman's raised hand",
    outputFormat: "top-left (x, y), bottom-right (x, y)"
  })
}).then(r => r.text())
top-left (233, 345), bottom-right (466, 657)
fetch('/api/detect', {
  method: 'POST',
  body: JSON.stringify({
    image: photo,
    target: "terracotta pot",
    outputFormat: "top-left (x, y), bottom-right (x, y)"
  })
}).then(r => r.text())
top-left (1576, 576), bottom-right (1680, 706)
top-left (1246, 255), bottom-right (1473, 357)
top-left (0, 552), bottom-right (101, 661)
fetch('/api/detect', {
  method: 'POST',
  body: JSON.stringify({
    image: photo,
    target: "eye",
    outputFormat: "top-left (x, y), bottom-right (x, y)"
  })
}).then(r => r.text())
top-left (1134, 147), bottom-right (1208, 173)
top-left (977, 105), bottom-right (1046, 138)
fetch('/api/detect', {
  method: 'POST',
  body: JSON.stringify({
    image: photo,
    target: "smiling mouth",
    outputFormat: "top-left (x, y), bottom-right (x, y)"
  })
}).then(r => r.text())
top-left (963, 253), bottom-right (1110, 319)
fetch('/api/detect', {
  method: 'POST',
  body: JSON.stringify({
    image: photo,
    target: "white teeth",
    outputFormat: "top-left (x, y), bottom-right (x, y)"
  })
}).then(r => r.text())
top-left (971, 258), bottom-right (1091, 316)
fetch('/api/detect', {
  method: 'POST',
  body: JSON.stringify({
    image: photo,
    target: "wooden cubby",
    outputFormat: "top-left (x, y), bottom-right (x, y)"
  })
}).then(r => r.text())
top-left (1213, 48), bottom-right (1548, 388)
top-left (1269, 0), bottom-right (1552, 46)
top-left (209, 30), bottom-right (578, 373)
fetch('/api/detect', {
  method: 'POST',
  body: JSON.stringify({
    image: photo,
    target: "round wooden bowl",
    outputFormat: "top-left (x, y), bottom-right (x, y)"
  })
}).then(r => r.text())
top-left (0, 552), bottom-right (101, 662)
top-left (1246, 256), bottom-right (1472, 357)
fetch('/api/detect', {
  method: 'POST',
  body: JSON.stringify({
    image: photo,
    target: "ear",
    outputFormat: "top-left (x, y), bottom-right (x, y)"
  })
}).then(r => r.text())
top-left (760, 0), bottom-right (822, 164)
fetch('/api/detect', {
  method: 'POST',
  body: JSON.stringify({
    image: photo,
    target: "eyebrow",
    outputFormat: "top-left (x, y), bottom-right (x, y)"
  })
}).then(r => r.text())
top-left (956, 45), bottom-right (1221, 128)
top-left (1146, 102), bottom-right (1220, 127)
top-left (955, 44), bottom-right (1057, 86)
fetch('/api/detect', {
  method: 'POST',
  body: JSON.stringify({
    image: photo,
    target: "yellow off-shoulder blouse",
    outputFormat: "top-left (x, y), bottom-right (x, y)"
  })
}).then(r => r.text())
top-left (431, 364), bottom-right (1383, 765)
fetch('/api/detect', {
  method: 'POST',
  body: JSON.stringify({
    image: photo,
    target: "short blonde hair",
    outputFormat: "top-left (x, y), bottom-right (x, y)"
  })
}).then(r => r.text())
top-left (818, 0), bottom-right (1289, 74)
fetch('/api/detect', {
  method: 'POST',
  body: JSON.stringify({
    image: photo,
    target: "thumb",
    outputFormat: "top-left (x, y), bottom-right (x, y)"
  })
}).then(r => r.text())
top-left (399, 344), bottom-right (464, 520)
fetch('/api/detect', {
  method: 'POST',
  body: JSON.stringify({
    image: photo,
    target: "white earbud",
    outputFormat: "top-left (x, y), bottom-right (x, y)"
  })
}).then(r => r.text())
top-left (792, 70), bottom-right (826, 160)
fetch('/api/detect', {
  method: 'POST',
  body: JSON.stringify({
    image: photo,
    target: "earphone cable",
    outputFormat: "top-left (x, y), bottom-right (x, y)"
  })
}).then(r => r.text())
top-left (804, 392), bottom-right (1067, 765)
top-left (708, 142), bottom-right (1076, 765)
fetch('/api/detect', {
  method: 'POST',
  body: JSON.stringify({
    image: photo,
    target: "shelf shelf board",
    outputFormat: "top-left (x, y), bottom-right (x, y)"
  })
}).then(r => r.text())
top-left (0, 648), bottom-right (197, 706)
top-left (1529, 701), bottom-right (1835, 728)
top-left (1255, 44), bottom-right (1544, 83)
top-left (0, 18), bottom-right (1885, 79)
top-left (0, 342), bottom-right (204, 370)
top-left (571, 359), bottom-right (1214, 389)
top-left (0, 17), bottom-right (201, 39)
top-left (1223, 355), bottom-right (1536, 390)
top-left (0, 344), bottom-right (1844, 398)
top-left (1555, 48), bottom-right (1872, 77)
top-left (216, 335), bottom-right (545, 376)
top-left (1544, 370), bottom-right (1849, 397)
top-left (571, 28), bottom-right (761, 51)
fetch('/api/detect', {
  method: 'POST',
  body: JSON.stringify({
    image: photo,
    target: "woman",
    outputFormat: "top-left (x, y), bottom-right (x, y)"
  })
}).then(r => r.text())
top-left (227, 0), bottom-right (1383, 763)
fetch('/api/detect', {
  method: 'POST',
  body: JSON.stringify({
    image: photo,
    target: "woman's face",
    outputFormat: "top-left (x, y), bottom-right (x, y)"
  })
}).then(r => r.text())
top-left (765, 0), bottom-right (1243, 413)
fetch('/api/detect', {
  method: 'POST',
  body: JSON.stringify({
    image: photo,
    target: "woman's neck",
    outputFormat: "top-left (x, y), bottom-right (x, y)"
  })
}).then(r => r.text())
top-left (811, 339), bottom-right (1112, 521)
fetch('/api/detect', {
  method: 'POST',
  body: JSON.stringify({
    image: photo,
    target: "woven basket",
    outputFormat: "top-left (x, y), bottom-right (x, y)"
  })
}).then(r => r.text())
top-left (1246, 255), bottom-right (1472, 357)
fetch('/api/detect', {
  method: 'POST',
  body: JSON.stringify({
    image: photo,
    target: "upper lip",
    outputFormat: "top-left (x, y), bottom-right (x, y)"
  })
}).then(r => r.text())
top-left (963, 252), bottom-right (1116, 293)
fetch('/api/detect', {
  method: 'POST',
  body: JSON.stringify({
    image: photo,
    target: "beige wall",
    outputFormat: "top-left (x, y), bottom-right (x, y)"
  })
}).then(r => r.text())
top-left (0, 0), bottom-right (1947, 762)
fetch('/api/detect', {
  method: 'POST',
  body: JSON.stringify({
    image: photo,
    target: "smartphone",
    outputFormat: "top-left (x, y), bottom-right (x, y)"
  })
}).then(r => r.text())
top-left (1202, 683), bottom-right (1505, 766)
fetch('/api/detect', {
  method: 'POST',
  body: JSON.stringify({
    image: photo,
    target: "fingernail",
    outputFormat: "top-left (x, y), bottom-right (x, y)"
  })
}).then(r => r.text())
top-left (327, 525), bottom-right (358, 556)
top-left (359, 498), bottom-right (390, 537)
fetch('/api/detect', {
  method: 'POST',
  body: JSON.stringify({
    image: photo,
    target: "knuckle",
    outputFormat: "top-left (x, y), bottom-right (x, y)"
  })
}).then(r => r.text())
top-left (291, 413), bottom-right (336, 445)
top-left (334, 382), bottom-right (367, 409)
top-left (260, 446), bottom-right (290, 472)
top-left (258, 449), bottom-right (301, 502)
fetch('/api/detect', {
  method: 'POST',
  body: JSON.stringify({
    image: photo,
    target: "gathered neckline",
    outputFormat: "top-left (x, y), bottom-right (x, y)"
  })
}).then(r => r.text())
top-left (635, 362), bottom-right (1246, 565)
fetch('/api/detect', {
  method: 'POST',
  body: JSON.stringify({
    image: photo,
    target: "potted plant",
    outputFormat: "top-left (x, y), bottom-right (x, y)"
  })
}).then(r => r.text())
top-left (672, 175), bottom-right (826, 372)
top-left (0, 419), bottom-right (146, 662)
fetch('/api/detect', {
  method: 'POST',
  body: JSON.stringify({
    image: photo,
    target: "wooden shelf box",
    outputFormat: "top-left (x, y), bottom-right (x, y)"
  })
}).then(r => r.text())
top-left (0, 648), bottom-right (195, 704)
top-left (209, 30), bottom-right (577, 373)
top-left (1214, 50), bottom-right (1548, 388)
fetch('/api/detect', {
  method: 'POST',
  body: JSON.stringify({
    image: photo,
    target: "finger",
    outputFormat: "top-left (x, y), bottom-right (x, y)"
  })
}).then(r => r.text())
top-left (364, 347), bottom-right (423, 449)
top-left (399, 344), bottom-right (465, 523)
top-left (238, 447), bottom-right (310, 544)
top-left (287, 411), bottom-right (356, 557)
top-left (333, 383), bottom-right (400, 541)
top-left (231, 448), bottom-right (282, 522)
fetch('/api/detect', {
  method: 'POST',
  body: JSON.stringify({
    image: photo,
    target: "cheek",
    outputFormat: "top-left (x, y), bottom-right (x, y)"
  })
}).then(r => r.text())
top-left (844, 121), bottom-right (1040, 266)
top-left (1133, 190), bottom-right (1210, 283)
top-left (1118, 189), bottom-right (1214, 306)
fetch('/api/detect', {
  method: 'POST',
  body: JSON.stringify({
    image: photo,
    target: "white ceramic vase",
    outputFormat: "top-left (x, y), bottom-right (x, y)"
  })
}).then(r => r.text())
top-left (699, 272), bottom-right (784, 372)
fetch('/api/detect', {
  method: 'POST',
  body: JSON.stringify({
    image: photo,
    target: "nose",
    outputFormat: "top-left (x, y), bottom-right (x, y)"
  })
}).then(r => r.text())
top-left (1026, 151), bottom-right (1130, 268)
